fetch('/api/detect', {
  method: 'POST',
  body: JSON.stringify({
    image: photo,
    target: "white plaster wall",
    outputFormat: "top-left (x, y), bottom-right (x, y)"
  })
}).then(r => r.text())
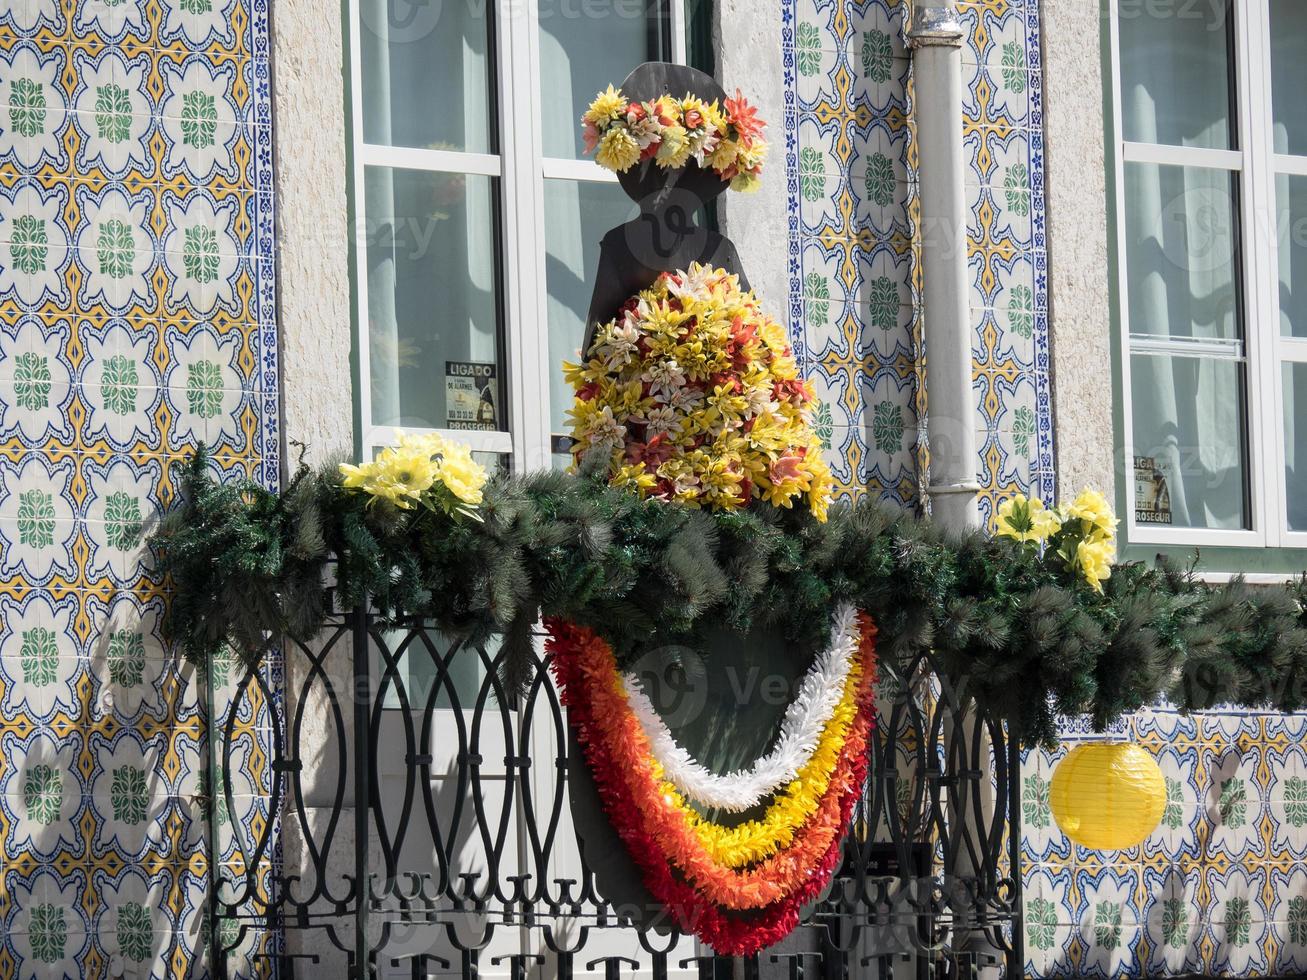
top-left (1041, 0), bottom-right (1117, 500)
top-left (272, 0), bottom-right (355, 468)
top-left (714, 0), bottom-right (790, 314)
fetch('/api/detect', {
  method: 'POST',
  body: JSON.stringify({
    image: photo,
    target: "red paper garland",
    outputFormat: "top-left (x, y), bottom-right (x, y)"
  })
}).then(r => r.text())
top-left (547, 614), bottom-right (878, 955)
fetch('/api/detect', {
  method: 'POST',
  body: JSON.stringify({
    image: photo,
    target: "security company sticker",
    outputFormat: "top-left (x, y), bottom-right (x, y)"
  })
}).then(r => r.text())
top-left (446, 361), bottom-right (497, 431)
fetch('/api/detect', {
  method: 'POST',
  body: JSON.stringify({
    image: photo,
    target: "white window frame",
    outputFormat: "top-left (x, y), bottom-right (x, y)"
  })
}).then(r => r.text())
top-left (1108, 0), bottom-right (1307, 549)
top-left (347, 0), bottom-right (688, 472)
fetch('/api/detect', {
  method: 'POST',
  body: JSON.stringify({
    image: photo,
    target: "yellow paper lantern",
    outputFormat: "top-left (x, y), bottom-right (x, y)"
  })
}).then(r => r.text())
top-left (1049, 742), bottom-right (1166, 850)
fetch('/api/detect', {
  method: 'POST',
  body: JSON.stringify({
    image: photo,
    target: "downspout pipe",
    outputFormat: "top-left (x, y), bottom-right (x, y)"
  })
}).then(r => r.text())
top-left (908, 0), bottom-right (980, 533)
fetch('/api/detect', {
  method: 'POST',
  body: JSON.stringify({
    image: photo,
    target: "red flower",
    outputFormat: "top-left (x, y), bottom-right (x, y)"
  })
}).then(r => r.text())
top-left (724, 89), bottom-right (766, 146)
top-left (577, 381), bottom-right (600, 402)
top-left (627, 102), bottom-right (647, 123)
top-left (684, 108), bottom-right (704, 130)
top-left (626, 433), bottom-right (674, 468)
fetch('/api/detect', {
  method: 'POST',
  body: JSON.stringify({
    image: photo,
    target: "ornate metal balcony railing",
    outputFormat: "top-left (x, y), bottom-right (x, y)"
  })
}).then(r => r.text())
top-left (202, 596), bottom-right (1022, 979)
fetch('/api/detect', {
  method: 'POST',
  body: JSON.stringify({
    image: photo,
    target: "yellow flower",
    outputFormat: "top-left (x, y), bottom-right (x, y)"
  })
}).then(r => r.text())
top-left (1062, 487), bottom-right (1119, 540)
top-left (595, 127), bottom-right (641, 172)
top-left (655, 124), bottom-right (692, 169)
top-left (729, 171), bottom-right (761, 193)
top-left (1075, 537), bottom-right (1115, 593)
top-left (996, 493), bottom-right (1061, 544)
top-left (583, 84), bottom-right (627, 127)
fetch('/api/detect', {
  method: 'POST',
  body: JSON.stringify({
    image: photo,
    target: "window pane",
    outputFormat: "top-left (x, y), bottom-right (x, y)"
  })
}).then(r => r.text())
top-left (1270, 0), bottom-right (1307, 156)
top-left (1284, 363), bottom-right (1307, 532)
top-left (1130, 353), bottom-right (1248, 530)
top-left (544, 180), bottom-right (638, 465)
top-left (364, 167), bottom-right (503, 431)
top-left (1278, 174), bottom-right (1307, 337)
top-left (538, 0), bottom-right (665, 159)
top-left (1118, 0), bottom-right (1235, 149)
top-left (360, 0), bottom-right (494, 152)
top-left (1123, 162), bottom-right (1242, 340)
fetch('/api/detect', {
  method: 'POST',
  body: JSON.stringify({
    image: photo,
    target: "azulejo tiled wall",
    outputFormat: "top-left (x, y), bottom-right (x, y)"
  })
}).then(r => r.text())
top-left (0, 0), bottom-right (277, 976)
top-left (784, 0), bottom-right (1052, 516)
top-left (1024, 710), bottom-right (1307, 977)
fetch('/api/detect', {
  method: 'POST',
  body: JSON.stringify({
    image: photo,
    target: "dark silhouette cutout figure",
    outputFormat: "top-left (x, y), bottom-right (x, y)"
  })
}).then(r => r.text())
top-left (581, 62), bottom-right (751, 360)
top-left (569, 62), bottom-right (810, 941)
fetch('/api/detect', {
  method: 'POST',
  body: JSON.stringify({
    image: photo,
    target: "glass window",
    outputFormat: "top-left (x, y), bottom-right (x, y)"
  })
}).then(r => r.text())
top-left (1118, 0), bottom-right (1235, 150)
top-left (364, 168), bottom-right (502, 431)
top-left (1123, 163), bottom-right (1242, 341)
top-left (1270, 0), bottom-right (1307, 156)
top-left (1114, 0), bottom-right (1307, 545)
top-left (351, 0), bottom-right (683, 467)
top-left (359, 0), bottom-right (495, 152)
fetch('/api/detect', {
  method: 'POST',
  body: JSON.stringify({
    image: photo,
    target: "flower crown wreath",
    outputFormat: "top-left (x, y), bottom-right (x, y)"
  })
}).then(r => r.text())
top-left (581, 85), bottom-right (768, 192)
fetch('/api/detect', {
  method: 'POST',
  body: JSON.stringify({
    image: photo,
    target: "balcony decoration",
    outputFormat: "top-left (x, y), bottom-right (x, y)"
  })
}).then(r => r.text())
top-left (1049, 742), bottom-right (1167, 850)
top-left (565, 263), bottom-right (832, 519)
top-left (582, 84), bottom-right (767, 191)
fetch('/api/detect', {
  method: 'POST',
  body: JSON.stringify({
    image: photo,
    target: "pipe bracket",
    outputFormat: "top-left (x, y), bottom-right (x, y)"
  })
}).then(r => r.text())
top-left (927, 481), bottom-right (982, 496)
top-left (907, 6), bottom-right (966, 48)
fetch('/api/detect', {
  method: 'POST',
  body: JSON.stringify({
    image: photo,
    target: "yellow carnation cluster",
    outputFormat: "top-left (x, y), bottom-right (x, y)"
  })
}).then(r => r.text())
top-left (581, 85), bottom-right (767, 192)
top-left (996, 488), bottom-right (1119, 592)
top-left (565, 263), bottom-right (832, 521)
top-left (339, 431), bottom-right (487, 519)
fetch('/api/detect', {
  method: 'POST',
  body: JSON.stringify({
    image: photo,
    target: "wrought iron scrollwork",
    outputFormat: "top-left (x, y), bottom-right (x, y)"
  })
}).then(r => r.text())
top-left (205, 600), bottom-right (1022, 979)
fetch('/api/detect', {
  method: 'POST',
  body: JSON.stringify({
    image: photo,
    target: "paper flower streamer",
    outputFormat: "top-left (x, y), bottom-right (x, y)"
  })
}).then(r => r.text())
top-left (546, 611), bottom-right (877, 954)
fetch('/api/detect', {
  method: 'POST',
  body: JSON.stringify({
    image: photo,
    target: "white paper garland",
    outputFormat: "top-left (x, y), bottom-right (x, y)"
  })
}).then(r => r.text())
top-left (621, 603), bottom-right (861, 812)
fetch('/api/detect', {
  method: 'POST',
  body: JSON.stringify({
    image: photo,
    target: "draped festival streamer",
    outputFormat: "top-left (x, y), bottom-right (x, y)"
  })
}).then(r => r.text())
top-left (624, 603), bottom-right (861, 812)
top-left (547, 613), bottom-right (877, 955)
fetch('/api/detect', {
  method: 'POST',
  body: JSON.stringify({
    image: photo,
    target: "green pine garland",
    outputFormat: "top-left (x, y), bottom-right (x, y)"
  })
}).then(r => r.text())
top-left (150, 448), bottom-right (1307, 748)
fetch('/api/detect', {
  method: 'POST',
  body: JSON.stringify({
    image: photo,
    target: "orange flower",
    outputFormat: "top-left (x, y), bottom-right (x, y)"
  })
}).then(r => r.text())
top-left (724, 89), bottom-right (765, 146)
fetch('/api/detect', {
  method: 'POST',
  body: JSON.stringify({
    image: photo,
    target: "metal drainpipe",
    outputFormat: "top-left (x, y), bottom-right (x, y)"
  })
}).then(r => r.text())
top-left (908, 6), bottom-right (1002, 979)
top-left (908, 0), bottom-right (980, 533)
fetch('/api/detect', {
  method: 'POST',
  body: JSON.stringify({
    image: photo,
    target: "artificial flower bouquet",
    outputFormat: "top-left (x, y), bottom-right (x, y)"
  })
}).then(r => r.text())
top-left (581, 85), bottom-right (767, 191)
top-left (339, 431), bottom-right (487, 521)
top-left (565, 263), bottom-right (833, 521)
top-left (996, 487), bottom-right (1119, 592)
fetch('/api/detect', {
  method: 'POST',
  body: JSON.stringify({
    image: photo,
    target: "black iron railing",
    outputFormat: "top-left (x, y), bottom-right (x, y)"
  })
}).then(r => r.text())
top-left (203, 597), bottom-right (1022, 979)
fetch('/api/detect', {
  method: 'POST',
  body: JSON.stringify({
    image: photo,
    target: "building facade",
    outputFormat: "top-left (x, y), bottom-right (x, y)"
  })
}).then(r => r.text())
top-left (0, 0), bottom-right (1302, 975)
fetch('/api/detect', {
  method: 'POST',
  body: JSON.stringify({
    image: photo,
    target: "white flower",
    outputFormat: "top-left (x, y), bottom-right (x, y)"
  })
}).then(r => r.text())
top-left (75, 186), bottom-right (154, 312)
top-left (666, 264), bottom-right (716, 302)
top-left (667, 384), bottom-right (705, 413)
top-left (0, 314), bottom-right (73, 444)
top-left (163, 193), bottom-right (240, 314)
top-left (744, 383), bottom-right (779, 418)
top-left (159, 58), bottom-right (237, 180)
top-left (642, 358), bottom-right (687, 401)
top-left (580, 405), bottom-right (626, 456)
top-left (0, 182), bottom-right (70, 307)
top-left (0, 454), bottom-right (76, 582)
top-left (0, 593), bottom-right (79, 719)
top-left (72, 50), bottom-right (151, 175)
top-left (629, 116), bottom-right (662, 149)
top-left (643, 405), bottom-right (682, 438)
top-left (599, 319), bottom-right (640, 369)
top-left (0, 45), bottom-right (67, 168)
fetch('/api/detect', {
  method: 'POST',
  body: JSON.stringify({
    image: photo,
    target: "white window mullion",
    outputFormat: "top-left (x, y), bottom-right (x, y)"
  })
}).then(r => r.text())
top-left (347, 0), bottom-right (374, 464)
top-left (1230, 0), bottom-right (1272, 546)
